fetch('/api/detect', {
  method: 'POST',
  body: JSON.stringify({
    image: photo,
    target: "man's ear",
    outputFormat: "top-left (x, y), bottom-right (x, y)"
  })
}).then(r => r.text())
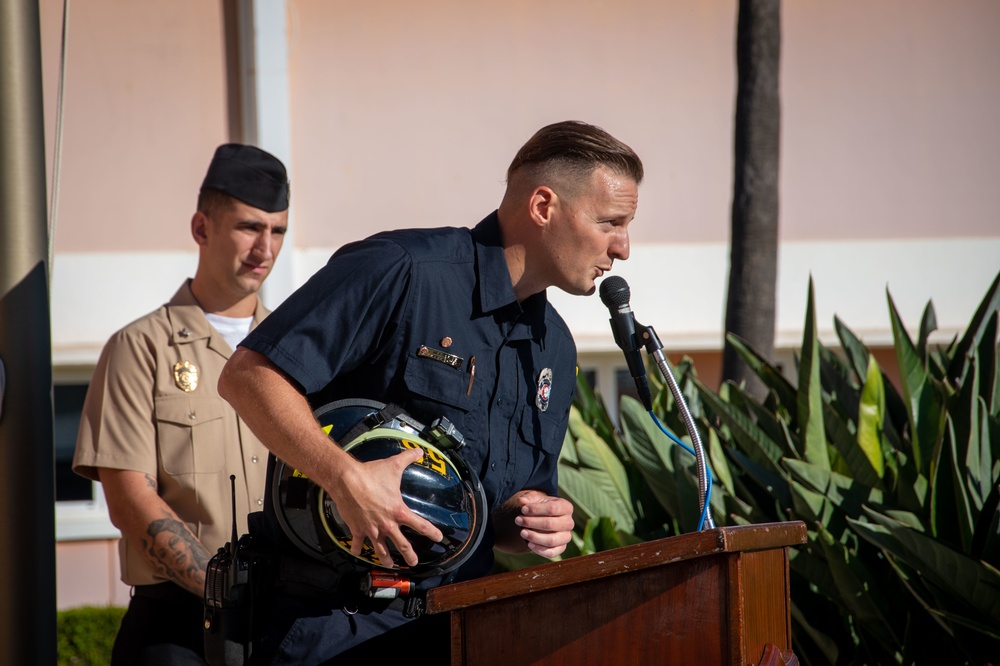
top-left (191, 211), bottom-right (210, 246)
top-left (528, 186), bottom-right (558, 228)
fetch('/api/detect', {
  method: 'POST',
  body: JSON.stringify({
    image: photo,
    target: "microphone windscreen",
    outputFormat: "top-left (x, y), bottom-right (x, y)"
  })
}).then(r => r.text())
top-left (599, 276), bottom-right (631, 309)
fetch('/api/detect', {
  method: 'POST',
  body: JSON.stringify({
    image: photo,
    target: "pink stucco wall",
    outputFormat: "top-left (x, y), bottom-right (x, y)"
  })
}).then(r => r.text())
top-left (39, 0), bottom-right (1000, 255)
top-left (782, 1), bottom-right (1000, 240)
top-left (287, 0), bottom-right (999, 248)
top-left (39, 0), bottom-right (230, 253)
top-left (56, 540), bottom-right (130, 610)
top-left (287, 0), bottom-right (735, 247)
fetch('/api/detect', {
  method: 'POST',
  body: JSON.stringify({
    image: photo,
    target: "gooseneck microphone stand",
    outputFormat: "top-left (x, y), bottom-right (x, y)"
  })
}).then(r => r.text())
top-left (599, 275), bottom-right (715, 531)
top-left (636, 323), bottom-right (716, 530)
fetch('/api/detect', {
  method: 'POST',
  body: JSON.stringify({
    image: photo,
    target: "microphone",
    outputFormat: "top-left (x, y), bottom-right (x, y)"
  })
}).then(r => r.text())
top-left (599, 276), bottom-right (653, 410)
top-left (600, 278), bottom-right (715, 529)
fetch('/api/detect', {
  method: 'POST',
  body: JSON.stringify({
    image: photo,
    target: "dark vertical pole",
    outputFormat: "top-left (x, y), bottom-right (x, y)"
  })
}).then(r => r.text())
top-left (722, 0), bottom-right (781, 399)
top-left (0, 1), bottom-right (57, 664)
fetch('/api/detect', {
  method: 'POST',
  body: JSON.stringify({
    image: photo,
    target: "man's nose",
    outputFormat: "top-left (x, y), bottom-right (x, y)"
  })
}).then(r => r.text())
top-left (252, 231), bottom-right (276, 259)
top-left (610, 229), bottom-right (630, 261)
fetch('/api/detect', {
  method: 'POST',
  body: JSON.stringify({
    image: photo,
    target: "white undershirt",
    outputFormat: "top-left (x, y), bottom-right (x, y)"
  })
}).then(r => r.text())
top-left (204, 313), bottom-right (254, 352)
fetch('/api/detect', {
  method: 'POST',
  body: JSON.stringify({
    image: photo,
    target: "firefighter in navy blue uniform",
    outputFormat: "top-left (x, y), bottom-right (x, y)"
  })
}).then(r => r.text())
top-left (219, 120), bottom-right (643, 664)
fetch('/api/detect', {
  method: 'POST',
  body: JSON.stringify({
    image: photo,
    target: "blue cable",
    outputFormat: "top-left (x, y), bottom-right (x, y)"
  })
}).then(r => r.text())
top-left (649, 411), bottom-right (714, 531)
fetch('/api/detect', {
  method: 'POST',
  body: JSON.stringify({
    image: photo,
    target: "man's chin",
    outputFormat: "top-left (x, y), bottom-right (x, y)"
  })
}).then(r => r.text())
top-left (561, 282), bottom-right (596, 297)
top-left (235, 275), bottom-right (266, 295)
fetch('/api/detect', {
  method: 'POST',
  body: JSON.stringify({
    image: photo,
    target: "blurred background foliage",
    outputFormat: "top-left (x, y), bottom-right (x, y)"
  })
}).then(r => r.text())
top-left (57, 606), bottom-right (125, 666)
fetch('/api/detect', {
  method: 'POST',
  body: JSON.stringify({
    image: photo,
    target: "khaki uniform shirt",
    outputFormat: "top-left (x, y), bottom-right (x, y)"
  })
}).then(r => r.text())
top-left (73, 280), bottom-right (270, 587)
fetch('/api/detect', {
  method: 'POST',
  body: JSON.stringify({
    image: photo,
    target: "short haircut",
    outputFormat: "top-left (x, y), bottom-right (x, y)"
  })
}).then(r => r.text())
top-left (506, 120), bottom-right (644, 187)
top-left (196, 188), bottom-right (236, 217)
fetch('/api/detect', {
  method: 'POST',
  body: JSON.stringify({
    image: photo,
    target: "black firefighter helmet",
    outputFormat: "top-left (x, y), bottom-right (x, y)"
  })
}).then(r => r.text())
top-left (270, 399), bottom-right (487, 579)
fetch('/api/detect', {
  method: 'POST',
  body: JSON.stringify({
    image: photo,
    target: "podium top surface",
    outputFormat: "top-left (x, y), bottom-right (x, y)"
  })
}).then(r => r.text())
top-left (426, 521), bottom-right (806, 615)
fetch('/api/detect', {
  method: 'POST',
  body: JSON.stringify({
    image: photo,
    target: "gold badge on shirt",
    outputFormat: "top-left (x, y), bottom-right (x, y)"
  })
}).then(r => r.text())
top-left (173, 360), bottom-right (199, 392)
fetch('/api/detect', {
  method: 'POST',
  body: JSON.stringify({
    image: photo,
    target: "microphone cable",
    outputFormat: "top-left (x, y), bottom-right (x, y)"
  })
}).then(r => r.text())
top-left (599, 275), bottom-right (715, 530)
top-left (648, 410), bottom-right (714, 532)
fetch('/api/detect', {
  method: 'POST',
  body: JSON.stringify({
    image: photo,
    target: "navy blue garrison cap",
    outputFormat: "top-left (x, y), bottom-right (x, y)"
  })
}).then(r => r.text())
top-left (200, 143), bottom-right (290, 212)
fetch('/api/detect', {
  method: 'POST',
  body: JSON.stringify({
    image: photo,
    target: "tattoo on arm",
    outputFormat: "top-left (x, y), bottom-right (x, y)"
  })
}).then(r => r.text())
top-left (141, 512), bottom-right (212, 594)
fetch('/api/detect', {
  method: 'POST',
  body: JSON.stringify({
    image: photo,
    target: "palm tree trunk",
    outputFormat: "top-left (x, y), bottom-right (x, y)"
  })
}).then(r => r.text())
top-left (722, 0), bottom-right (781, 400)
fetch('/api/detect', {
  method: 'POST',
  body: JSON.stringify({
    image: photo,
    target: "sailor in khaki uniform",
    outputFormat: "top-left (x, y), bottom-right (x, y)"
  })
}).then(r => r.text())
top-left (73, 144), bottom-right (290, 666)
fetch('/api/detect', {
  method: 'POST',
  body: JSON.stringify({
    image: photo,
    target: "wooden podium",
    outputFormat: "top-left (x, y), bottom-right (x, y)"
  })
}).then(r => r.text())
top-left (426, 522), bottom-right (807, 665)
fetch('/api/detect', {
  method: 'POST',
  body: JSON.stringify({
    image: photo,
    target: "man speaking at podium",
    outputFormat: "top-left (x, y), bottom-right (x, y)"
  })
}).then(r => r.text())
top-left (218, 120), bottom-right (643, 664)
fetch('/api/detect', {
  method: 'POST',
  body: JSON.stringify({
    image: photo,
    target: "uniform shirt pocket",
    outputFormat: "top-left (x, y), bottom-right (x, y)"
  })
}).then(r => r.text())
top-left (155, 395), bottom-right (227, 474)
top-left (402, 352), bottom-right (474, 412)
top-left (518, 406), bottom-right (569, 456)
top-left (518, 363), bottom-right (574, 456)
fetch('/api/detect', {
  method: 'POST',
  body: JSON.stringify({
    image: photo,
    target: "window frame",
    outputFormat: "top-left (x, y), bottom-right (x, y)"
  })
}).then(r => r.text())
top-left (56, 488), bottom-right (120, 541)
top-left (53, 369), bottom-right (120, 542)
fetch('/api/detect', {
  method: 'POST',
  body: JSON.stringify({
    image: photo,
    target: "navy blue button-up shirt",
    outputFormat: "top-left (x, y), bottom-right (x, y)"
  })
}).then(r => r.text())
top-left (242, 211), bottom-right (577, 580)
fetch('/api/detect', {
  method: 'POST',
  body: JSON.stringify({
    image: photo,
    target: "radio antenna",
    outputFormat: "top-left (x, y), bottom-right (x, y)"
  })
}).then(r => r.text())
top-left (229, 474), bottom-right (238, 558)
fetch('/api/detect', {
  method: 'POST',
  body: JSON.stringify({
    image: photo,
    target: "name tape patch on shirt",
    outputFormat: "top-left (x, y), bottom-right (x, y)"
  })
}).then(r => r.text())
top-left (417, 345), bottom-right (464, 368)
top-left (536, 367), bottom-right (553, 411)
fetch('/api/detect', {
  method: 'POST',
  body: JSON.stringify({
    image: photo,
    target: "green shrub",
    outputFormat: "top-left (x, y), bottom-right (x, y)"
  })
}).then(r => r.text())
top-left (57, 605), bottom-right (125, 666)
top-left (543, 270), bottom-right (1000, 665)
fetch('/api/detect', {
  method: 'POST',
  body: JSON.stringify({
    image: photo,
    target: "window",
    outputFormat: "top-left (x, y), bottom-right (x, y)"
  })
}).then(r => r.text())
top-left (54, 384), bottom-right (91, 501)
top-left (574, 354), bottom-right (634, 426)
top-left (54, 381), bottom-right (118, 541)
top-left (615, 368), bottom-right (640, 405)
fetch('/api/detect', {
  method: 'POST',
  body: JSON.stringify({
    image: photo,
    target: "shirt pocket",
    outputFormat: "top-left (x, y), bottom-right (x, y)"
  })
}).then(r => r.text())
top-left (155, 395), bottom-right (227, 475)
top-left (518, 408), bottom-right (569, 455)
top-left (518, 380), bottom-right (572, 456)
top-left (402, 351), bottom-right (475, 413)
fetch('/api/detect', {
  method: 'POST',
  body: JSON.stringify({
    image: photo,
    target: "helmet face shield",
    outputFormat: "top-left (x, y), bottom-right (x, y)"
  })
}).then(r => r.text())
top-left (272, 399), bottom-right (486, 579)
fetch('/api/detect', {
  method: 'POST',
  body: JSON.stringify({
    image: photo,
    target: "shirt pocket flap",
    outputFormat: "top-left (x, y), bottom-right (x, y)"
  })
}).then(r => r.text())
top-left (155, 395), bottom-right (227, 427)
top-left (155, 396), bottom-right (228, 474)
top-left (403, 353), bottom-right (473, 412)
top-left (519, 406), bottom-right (569, 455)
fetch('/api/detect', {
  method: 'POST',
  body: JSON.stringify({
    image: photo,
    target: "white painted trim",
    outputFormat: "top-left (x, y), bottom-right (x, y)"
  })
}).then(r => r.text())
top-left (50, 251), bottom-right (197, 365)
top-left (55, 482), bottom-right (119, 542)
top-left (550, 236), bottom-right (1000, 352)
top-left (52, 237), bottom-right (1000, 365)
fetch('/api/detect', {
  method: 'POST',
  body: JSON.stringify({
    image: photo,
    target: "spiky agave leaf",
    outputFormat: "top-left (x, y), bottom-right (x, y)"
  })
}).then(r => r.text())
top-left (849, 507), bottom-right (1000, 632)
top-left (857, 354), bottom-right (888, 481)
top-left (889, 289), bottom-right (948, 480)
top-left (812, 522), bottom-right (900, 649)
top-left (798, 277), bottom-right (831, 471)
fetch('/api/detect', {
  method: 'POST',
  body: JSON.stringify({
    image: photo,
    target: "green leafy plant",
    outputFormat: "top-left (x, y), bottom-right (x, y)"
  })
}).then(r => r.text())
top-left (535, 270), bottom-right (1000, 665)
top-left (57, 605), bottom-right (125, 666)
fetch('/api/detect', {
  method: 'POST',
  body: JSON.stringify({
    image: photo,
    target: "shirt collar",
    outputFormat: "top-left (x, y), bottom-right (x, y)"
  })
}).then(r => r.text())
top-left (166, 279), bottom-right (268, 353)
top-left (471, 212), bottom-right (548, 341)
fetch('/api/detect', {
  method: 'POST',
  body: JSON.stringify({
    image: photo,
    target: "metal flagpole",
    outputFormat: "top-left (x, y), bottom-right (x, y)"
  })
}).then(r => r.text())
top-left (0, 0), bottom-right (58, 663)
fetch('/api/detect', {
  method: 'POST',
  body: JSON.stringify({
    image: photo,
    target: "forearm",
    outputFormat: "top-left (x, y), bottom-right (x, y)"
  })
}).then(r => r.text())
top-left (99, 469), bottom-right (211, 596)
top-left (141, 504), bottom-right (212, 595)
top-left (218, 348), bottom-right (354, 486)
top-left (219, 348), bottom-right (445, 567)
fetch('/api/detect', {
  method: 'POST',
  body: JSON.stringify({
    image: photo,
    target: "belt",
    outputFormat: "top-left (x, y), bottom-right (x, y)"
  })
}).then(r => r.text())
top-left (133, 582), bottom-right (197, 602)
